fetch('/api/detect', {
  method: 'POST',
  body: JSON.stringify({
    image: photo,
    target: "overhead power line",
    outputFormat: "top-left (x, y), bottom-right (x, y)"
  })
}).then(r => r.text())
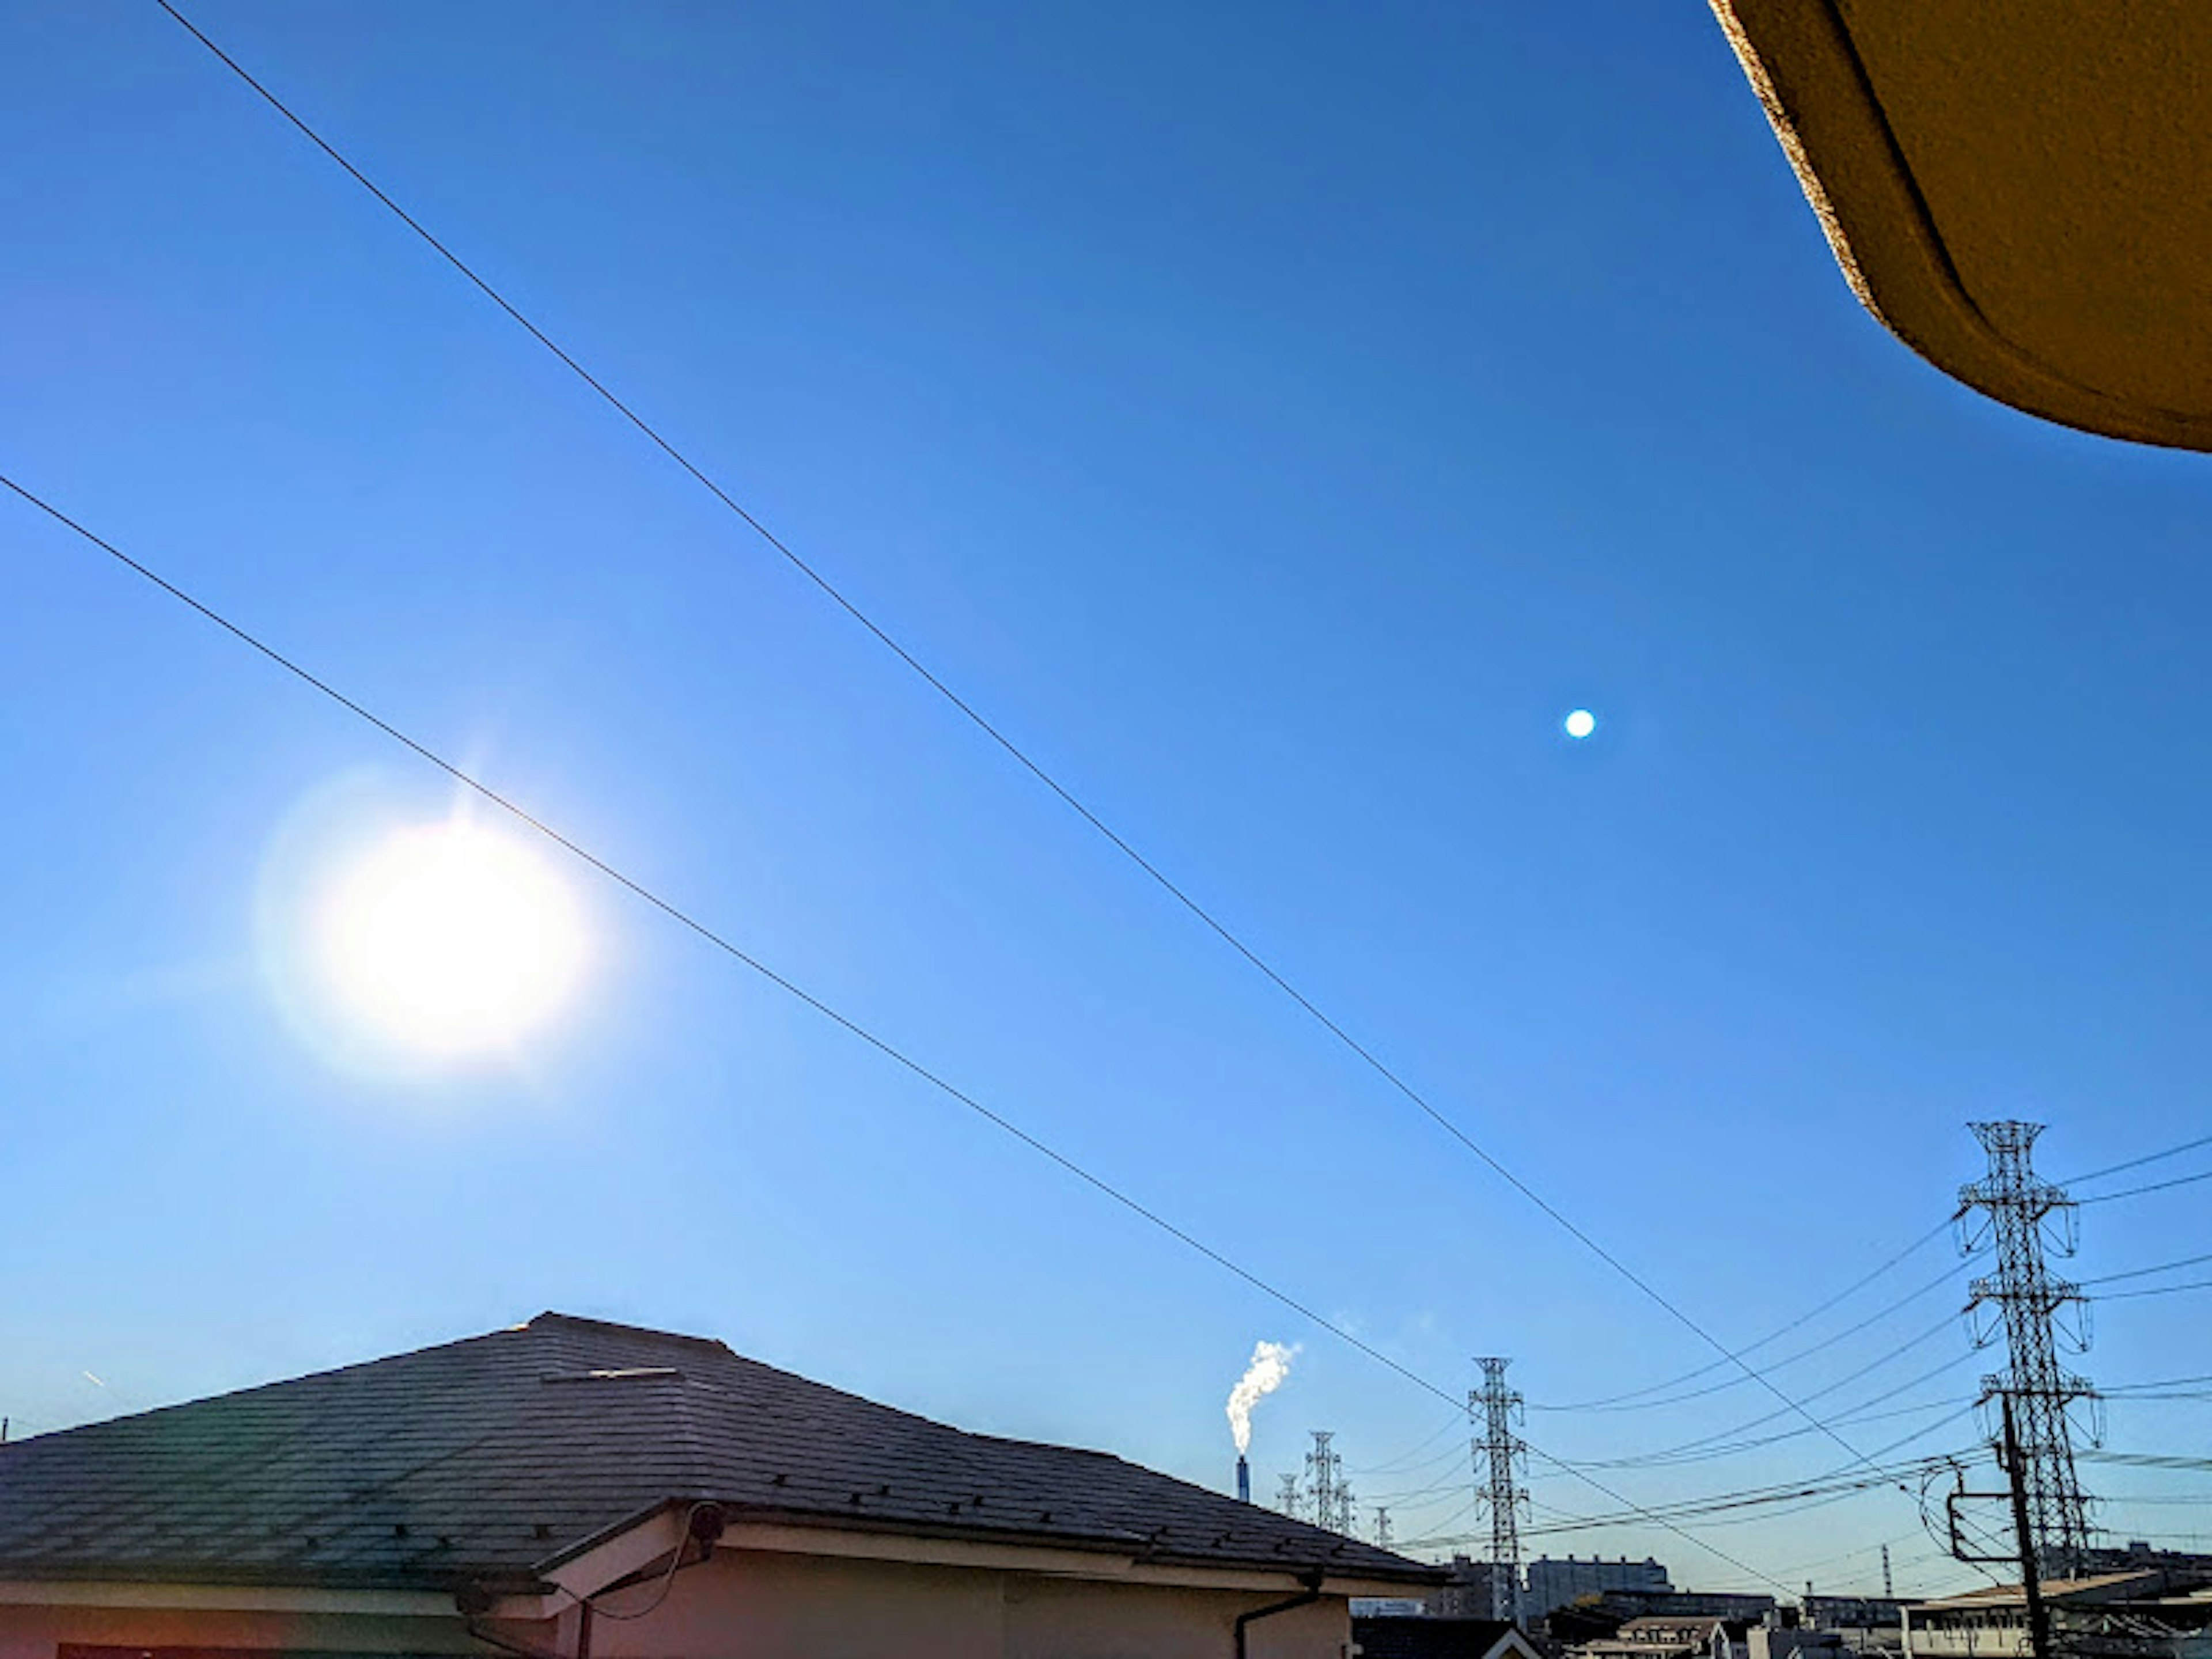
top-left (2060, 1131), bottom-right (2212, 1189)
top-left (2077, 1166), bottom-right (2212, 1205)
top-left (0, 469), bottom-right (1796, 1596)
top-left (1529, 1221), bottom-right (1955, 1412)
top-left (1531, 1245), bottom-right (1977, 1416)
top-left (2082, 1251), bottom-right (2212, 1287)
top-left (147, 0), bottom-right (1925, 1487)
top-left (2098, 1277), bottom-right (2212, 1303)
top-left (1396, 1448), bottom-right (1969, 1554)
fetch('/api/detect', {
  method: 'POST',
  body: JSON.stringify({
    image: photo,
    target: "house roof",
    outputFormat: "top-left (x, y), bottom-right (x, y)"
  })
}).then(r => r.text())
top-left (0, 1312), bottom-right (1437, 1594)
top-left (1913, 1571), bottom-right (2168, 1612)
top-left (1352, 1615), bottom-right (1532, 1659)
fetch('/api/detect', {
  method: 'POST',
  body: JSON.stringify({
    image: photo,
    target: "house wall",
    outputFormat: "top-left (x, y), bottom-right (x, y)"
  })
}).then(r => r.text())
top-left (0, 1602), bottom-right (479, 1659)
top-left (0, 1551), bottom-right (1357, 1659)
top-left (581, 1548), bottom-right (1350, 1659)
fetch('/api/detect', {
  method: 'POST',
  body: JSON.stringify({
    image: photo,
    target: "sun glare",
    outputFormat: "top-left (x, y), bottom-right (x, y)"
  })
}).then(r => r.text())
top-left (320, 821), bottom-right (586, 1056)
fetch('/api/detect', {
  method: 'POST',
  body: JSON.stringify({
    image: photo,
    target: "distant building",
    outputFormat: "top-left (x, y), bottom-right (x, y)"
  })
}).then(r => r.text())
top-left (1432, 1555), bottom-right (1522, 1621)
top-left (1798, 1599), bottom-right (1906, 1658)
top-left (1804, 1597), bottom-right (1907, 1632)
top-left (1751, 1626), bottom-right (1849, 1659)
top-left (1573, 1613), bottom-right (1744, 1659)
top-left (1525, 1555), bottom-right (1673, 1619)
top-left (1902, 1569), bottom-right (2212, 1659)
top-left (1612, 1590), bottom-right (1779, 1624)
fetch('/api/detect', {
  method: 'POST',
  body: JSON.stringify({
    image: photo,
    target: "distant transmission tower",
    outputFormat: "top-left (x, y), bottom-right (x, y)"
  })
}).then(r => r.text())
top-left (1881, 1543), bottom-right (1893, 1600)
top-left (1374, 1506), bottom-right (1393, 1550)
top-left (1306, 1431), bottom-right (1346, 1534)
top-left (1277, 1471), bottom-right (1305, 1521)
top-left (1960, 1120), bottom-right (2095, 1576)
top-left (1474, 1357), bottom-right (1528, 1623)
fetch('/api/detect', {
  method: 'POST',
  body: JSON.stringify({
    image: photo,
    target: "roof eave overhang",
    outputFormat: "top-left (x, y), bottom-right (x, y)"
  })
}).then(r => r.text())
top-left (1710, 0), bottom-right (2212, 453)
top-left (498, 1503), bottom-right (1438, 1620)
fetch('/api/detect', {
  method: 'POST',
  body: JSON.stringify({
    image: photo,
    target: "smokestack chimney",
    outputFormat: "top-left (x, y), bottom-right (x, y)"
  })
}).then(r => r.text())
top-left (1236, 1453), bottom-right (1251, 1504)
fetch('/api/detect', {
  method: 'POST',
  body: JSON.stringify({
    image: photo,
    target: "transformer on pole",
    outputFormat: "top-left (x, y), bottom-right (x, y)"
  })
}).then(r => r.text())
top-left (1959, 1120), bottom-right (2096, 1578)
top-left (1473, 1357), bottom-right (1528, 1624)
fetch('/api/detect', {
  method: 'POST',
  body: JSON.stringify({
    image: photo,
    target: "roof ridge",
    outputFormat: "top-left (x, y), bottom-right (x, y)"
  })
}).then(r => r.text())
top-left (527, 1312), bottom-right (734, 1354)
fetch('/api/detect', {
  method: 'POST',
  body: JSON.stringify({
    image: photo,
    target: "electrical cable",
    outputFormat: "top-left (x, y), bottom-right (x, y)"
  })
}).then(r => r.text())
top-left (147, 0), bottom-right (1952, 1489)
top-left (2081, 1251), bottom-right (2212, 1286)
top-left (2059, 1132), bottom-right (2212, 1189)
top-left (1346, 1411), bottom-right (1472, 1477)
top-left (1529, 1221), bottom-right (1955, 1412)
top-left (563, 1502), bottom-right (713, 1621)
top-left (1571, 1316), bottom-right (1969, 1471)
top-left (1569, 1380), bottom-right (1978, 1473)
top-left (0, 469), bottom-right (1797, 1596)
top-left (1530, 1248), bottom-right (1978, 1416)
top-left (2101, 1373), bottom-right (2212, 1395)
top-left (2097, 1277), bottom-right (2212, 1302)
top-left (1397, 1449), bottom-right (1967, 1552)
top-left (2078, 1167), bottom-right (2212, 1205)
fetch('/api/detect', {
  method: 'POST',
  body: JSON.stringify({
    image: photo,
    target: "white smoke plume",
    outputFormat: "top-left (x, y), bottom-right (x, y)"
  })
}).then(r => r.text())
top-left (1225, 1340), bottom-right (1296, 1455)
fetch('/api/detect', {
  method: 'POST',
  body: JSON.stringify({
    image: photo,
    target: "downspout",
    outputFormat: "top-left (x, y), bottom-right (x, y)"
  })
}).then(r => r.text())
top-left (1234, 1571), bottom-right (1325, 1659)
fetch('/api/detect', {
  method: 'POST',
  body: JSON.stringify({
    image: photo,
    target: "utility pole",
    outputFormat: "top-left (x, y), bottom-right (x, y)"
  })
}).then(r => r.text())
top-left (2003, 1394), bottom-right (2055, 1659)
top-left (1960, 1122), bottom-right (2095, 1578)
top-left (1474, 1357), bottom-right (1528, 1625)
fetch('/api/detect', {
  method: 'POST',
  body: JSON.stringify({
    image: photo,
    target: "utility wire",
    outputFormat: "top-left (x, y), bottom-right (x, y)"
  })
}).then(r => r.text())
top-left (149, 0), bottom-right (1922, 1487)
top-left (2102, 1373), bottom-right (2212, 1395)
top-left (1531, 1248), bottom-right (1976, 1416)
top-left (1575, 1316), bottom-right (1969, 1471)
top-left (1529, 1221), bottom-right (1955, 1412)
top-left (2061, 1132), bottom-right (2212, 1189)
top-left (2078, 1166), bottom-right (2212, 1205)
top-left (2082, 1251), bottom-right (2212, 1287)
top-left (1570, 1384), bottom-right (1977, 1474)
top-left (2098, 1277), bottom-right (2212, 1302)
top-left (0, 469), bottom-right (1794, 1596)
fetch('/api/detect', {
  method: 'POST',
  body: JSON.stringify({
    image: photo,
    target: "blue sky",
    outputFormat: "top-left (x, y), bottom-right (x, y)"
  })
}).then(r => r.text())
top-left (3, 1), bottom-right (2208, 1589)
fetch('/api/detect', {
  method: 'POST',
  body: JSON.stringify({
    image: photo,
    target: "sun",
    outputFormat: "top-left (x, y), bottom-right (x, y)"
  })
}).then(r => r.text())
top-left (1563, 709), bottom-right (1597, 739)
top-left (320, 820), bottom-right (586, 1056)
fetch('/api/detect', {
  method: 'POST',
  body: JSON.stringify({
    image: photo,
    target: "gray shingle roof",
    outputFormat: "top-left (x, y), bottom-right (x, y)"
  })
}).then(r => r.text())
top-left (0, 1312), bottom-right (1437, 1593)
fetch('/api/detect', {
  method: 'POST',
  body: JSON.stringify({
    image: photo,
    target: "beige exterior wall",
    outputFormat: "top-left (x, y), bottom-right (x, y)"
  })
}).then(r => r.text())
top-left (0, 1549), bottom-right (1359, 1659)
top-left (581, 1548), bottom-right (1351, 1659)
top-left (0, 1602), bottom-right (479, 1659)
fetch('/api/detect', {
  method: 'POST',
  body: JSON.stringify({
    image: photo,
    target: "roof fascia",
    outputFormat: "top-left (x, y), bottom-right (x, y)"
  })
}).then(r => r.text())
top-left (494, 1512), bottom-right (1419, 1612)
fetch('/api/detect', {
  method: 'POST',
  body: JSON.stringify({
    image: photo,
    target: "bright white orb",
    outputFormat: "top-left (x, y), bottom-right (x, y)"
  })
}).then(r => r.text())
top-left (1564, 709), bottom-right (1598, 739)
top-left (321, 821), bottom-right (585, 1056)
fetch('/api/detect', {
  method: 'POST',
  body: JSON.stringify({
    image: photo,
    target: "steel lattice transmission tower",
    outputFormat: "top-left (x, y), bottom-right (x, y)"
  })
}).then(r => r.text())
top-left (1306, 1430), bottom-right (1354, 1535)
top-left (1473, 1357), bottom-right (1529, 1624)
top-left (1960, 1120), bottom-right (2096, 1577)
